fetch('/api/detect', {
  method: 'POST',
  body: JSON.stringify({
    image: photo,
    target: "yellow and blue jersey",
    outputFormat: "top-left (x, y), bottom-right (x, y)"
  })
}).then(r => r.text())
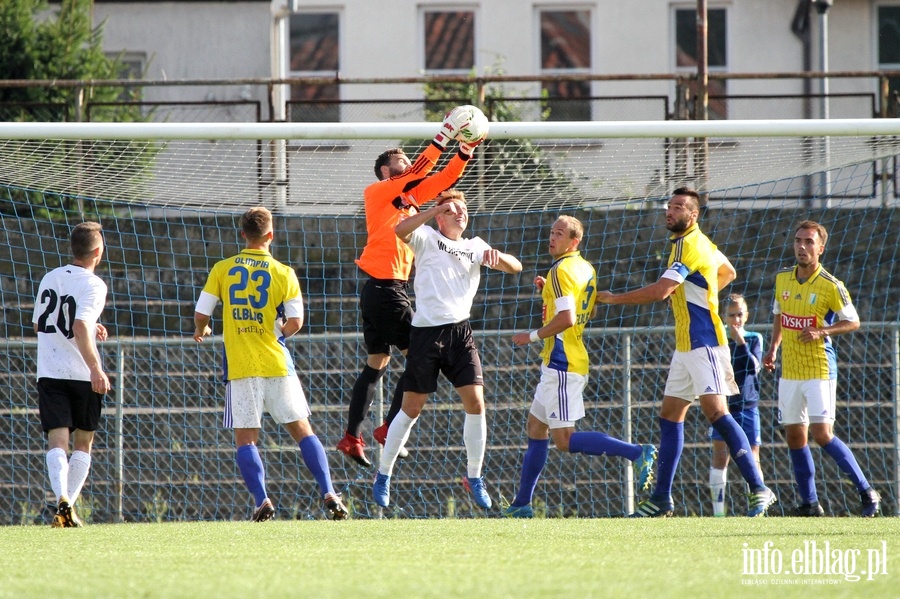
top-left (772, 264), bottom-right (857, 380)
top-left (663, 224), bottom-right (728, 352)
top-left (200, 249), bottom-right (301, 381)
top-left (539, 251), bottom-right (596, 376)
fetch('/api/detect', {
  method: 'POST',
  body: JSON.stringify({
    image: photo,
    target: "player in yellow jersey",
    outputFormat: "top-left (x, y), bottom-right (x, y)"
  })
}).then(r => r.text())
top-left (193, 207), bottom-right (348, 521)
top-left (598, 188), bottom-right (775, 518)
top-left (762, 220), bottom-right (880, 517)
top-left (503, 216), bottom-right (656, 518)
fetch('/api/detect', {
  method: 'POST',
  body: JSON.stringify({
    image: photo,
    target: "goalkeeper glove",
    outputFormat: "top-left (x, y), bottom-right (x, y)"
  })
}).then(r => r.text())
top-left (433, 109), bottom-right (466, 149)
top-left (458, 137), bottom-right (482, 157)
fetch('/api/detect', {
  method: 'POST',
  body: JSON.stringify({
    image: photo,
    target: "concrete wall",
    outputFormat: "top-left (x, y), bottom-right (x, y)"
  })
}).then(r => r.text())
top-left (2, 207), bottom-right (898, 339)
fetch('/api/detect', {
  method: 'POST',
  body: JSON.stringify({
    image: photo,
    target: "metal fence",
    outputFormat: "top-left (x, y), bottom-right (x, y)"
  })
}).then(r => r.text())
top-left (2, 323), bottom-right (897, 523)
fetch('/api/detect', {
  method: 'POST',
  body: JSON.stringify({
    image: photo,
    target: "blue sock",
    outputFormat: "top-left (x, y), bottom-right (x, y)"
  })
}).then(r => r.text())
top-left (789, 446), bottom-right (818, 504)
top-left (822, 436), bottom-right (870, 492)
top-left (653, 418), bottom-right (683, 500)
top-left (299, 435), bottom-right (335, 497)
top-left (569, 431), bottom-right (641, 461)
top-left (512, 438), bottom-right (549, 507)
top-left (711, 414), bottom-right (765, 491)
top-left (236, 444), bottom-right (267, 507)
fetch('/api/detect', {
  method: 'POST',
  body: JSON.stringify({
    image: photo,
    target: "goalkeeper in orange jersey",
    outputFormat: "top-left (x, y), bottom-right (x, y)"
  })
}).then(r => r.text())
top-left (336, 110), bottom-right (483, 468)
top-left (193, 207), bottom-right (348, 521)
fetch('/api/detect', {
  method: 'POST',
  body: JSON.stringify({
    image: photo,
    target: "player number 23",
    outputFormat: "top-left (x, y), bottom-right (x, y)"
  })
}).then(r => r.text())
top-left (228, 266), bottom-right (271, 309)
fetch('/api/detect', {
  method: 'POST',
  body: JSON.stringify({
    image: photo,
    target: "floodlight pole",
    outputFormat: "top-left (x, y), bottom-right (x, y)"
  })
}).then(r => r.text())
top-left (695, 0), bottom-right (710, 205)
top-left (271, 5), bottom-right (291, 210)
top-left (814, 0), bottom-right (833, 207)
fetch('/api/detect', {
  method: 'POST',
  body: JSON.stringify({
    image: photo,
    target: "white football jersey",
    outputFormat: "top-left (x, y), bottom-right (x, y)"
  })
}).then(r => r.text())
top-left (407, 226), bottom-right (491, 327)
top-left (32, 265), bottom-right (108, 381)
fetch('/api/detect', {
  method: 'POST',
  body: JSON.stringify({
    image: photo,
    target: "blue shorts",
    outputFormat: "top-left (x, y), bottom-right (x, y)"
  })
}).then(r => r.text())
top-left (708, 406), bottom-right (761, 446)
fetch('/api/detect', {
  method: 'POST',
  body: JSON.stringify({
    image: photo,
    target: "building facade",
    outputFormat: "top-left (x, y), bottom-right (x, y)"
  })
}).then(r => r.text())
top-left (88, 1), bottom-right (900, 120)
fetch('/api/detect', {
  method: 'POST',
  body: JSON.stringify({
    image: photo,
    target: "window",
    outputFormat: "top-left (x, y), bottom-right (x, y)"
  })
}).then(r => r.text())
top-left (878, 5), bottom-right (900, 116)
top-left (289, 12), bottom-right (339, 122)
top-left (675, 6), bottom-right (727, 119)
top-left (107, 52), bottom-right (145, 102)
top-left (540, 9), bottom-right (592, 121)
top-left (423, 10), bottom-right (475, 72)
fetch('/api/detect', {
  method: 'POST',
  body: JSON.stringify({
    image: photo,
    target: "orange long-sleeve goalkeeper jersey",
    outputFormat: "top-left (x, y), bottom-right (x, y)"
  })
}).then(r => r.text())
top-left (355, 142), bottom-right (471, 280)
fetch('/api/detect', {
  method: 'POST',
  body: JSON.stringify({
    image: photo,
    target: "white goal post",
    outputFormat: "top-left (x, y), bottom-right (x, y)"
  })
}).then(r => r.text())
top-left (2, 118), bottom-right (900, 215)
top-left (2, 118), bottom-right (900, 139)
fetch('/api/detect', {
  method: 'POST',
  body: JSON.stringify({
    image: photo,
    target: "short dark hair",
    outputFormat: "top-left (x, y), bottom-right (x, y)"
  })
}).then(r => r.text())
top-left (555, 215), bottom-right (584, 241)
top-left (374, 148), bottom-right (406, 180)
top-left (70, 222), bottom-right (103, 260)
top-left (794, 220), bottom-right (828, 246)
top-left (672, 186), bottom-right (701, 211)
top-left (240, 207), bottom-right (273, 241)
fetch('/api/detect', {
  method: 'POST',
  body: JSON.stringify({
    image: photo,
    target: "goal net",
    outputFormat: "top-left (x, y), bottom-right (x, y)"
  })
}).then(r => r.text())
top-left (0, 119), bottom-right (897, 522)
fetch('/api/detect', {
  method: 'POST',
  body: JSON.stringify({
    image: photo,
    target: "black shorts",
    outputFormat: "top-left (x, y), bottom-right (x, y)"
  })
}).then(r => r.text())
top-left (404, 320), bottom-right (484, 394)
top-left (37, 378), bottom-right (104, 433)
top-left (360, 278), bottom-right (413, 355)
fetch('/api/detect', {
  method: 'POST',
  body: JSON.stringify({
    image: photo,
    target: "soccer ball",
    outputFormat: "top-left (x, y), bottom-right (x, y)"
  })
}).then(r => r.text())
top-left (448, 105), bottom-right (490, 144)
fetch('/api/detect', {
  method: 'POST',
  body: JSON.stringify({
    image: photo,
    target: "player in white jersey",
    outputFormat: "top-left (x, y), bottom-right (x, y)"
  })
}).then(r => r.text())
top-left (193, 207), bottom-right (347, 521)
top-left (33, 222), bottom-right (110, 528)
top-left (373, 190), bottom-right (522, 510)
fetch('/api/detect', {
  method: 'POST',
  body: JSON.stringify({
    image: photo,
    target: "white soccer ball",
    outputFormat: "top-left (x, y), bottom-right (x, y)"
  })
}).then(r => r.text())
top-left (448, 105), bottom-right (489, 144)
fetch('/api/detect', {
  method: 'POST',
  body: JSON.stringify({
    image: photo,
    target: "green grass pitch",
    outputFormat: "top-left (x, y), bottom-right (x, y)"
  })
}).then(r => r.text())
top-left (1, 518), bottom-right (897, 598)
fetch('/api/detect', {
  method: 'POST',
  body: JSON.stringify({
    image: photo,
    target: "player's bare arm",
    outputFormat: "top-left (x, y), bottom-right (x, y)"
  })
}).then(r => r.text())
top-left (597, 277), bottom-right (679, 305)
top-left (484, 249), bottom-right (522, 274)
top-left (512, 308), bottom-right (575, 346)
top-left (193, 312), bottom-right (212, 342)
top-left (717, 254), bottom-right (737, 290)
top-left (798, 317), bottom-right (860, 343)
top-left (394, 202), bottom-right (458, 243)
top-left (73, 318), bottom-right (111, 394)
top-left (280, 316), bottom-right (303, 339)
top-left (762, 319), bottom-right (782, 372)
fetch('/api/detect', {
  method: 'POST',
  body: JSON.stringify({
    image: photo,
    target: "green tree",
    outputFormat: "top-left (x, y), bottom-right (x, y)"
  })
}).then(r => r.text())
top-left (0, 0), bottom-right (131, 120)
top-left (0, 0), bottom-right (155, 218)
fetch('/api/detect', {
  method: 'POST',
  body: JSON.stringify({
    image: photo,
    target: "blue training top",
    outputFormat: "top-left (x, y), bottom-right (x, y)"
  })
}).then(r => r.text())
top-left (727, 331), bottom-right (763, 411)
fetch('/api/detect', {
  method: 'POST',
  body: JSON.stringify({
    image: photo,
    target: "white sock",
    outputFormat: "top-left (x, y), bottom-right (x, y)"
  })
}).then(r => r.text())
top-left (67, 451), bottom-right (92, 505)
top-left (46, 448), bottom-right (69, 502)
top-left (378, 411), bottom-right (417, 477)
top-left (710, 468), bottom-right (727, 517)
top-left (463, 413), bottom-right (487, 479)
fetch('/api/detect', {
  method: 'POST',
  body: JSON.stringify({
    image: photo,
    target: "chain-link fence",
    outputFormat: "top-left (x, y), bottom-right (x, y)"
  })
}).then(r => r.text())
top-left (1, 322), bottom-right (896, 524)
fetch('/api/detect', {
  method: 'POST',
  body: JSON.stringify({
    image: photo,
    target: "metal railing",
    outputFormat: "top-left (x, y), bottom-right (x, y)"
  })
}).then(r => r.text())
top-left (2, 322), bottom-right (897, 521)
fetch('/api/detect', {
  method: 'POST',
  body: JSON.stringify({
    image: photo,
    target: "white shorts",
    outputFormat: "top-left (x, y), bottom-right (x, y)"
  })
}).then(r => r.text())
top-left (529, 365), bottom-right (587, 430)
top-left (777, 378), bottom-right (837, 426)
top-left (664, 346), bottom-right (739, 400)
top-left (224, 375), bottom-right (311, 429)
